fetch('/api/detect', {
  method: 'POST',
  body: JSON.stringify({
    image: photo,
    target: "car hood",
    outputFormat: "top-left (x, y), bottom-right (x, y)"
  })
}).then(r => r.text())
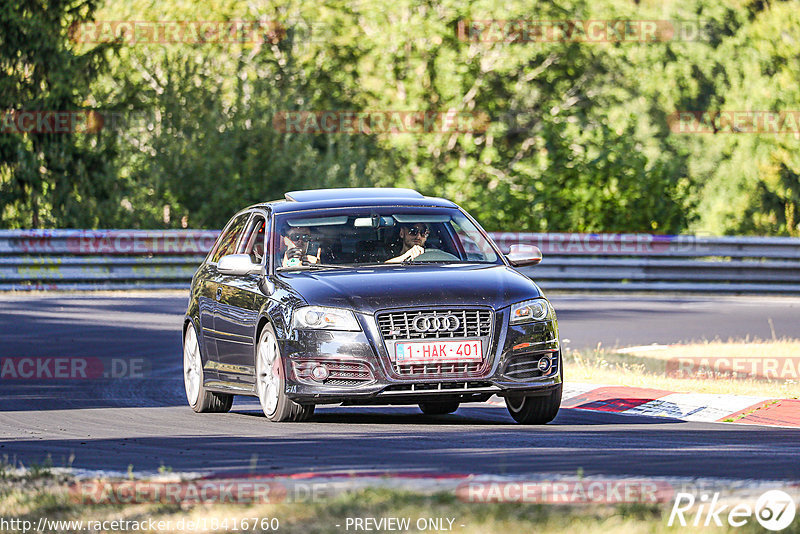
top-left (276, 264), bottom-right (542, 313)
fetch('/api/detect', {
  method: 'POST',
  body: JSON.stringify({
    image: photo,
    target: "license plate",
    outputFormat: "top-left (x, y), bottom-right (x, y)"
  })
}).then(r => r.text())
top-left (395, 340), bottom-right (483, 363)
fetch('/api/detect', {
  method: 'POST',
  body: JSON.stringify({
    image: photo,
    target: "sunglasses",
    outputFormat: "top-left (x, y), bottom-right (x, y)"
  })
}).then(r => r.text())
top-left (407, 226), bottom-right (430, 237)
top-left (286, 232), bottom-right (311, 242)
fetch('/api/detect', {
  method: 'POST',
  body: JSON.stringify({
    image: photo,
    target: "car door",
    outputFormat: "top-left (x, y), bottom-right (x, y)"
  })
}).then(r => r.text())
top-left (214, 210), bottom-right (269, 386)
top-left (195, 262), bottom-right (219, 364)
top-left (201, 212), bottom-right (251, 370)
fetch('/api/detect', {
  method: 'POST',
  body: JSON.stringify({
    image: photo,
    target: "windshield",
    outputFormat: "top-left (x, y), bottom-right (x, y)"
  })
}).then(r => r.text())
top-left (273, 207), bottom-right (501, 270)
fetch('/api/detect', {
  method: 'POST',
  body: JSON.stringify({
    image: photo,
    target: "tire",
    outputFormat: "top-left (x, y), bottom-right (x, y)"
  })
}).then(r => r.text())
top-left (255, 324), bottom-right (314, 422)
top-left (183, 322), bottom-right (233, 413)
top-left (419, 400), bottom-right (460, 415)
top-left (505, 383), bottom-right (562, 425)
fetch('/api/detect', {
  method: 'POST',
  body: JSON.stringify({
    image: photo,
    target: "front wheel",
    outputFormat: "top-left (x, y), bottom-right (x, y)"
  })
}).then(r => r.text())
top-left (183, 322), bottom-right (233, 413)
top-left (505, 384), bottom-right (562, 424)
top-left (255, 324), bottom-right (314, 422)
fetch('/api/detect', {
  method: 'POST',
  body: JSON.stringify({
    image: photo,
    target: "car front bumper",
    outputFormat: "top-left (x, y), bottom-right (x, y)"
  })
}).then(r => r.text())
top-left (280, 308), bottom-right (562, 405)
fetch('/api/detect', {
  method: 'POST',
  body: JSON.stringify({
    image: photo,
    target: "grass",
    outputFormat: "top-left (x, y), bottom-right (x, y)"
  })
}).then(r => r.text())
top-left (564, 338), bottom-right (800, 398)
top-left (619, 339), bottom-right (800, 360)
top-left (2, 472), bottom-right (796, 534)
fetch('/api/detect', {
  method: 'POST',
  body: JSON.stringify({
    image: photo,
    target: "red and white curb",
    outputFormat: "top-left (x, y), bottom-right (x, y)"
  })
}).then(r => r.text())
top-left (487, 383), bottom-right (800, 428)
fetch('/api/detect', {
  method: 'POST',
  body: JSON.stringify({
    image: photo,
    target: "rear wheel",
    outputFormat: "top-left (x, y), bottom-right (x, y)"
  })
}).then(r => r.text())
top-left (419, 400), bottom-right (460, 415)
top-left (183, 322), bottom-right (233, 413)
top-left (256, 324), bottom-right (314, 422)
top-left (505, 384), bottom-right (562, 424)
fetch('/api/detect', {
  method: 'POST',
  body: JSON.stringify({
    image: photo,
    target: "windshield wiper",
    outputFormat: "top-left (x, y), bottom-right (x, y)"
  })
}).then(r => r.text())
top-left (409, 260), bottom-right (463, 264)
top-left (277, 263), bottom-right (348, 271)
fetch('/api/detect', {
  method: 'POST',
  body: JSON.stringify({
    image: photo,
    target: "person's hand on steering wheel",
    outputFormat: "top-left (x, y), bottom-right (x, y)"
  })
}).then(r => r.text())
top-left (399, 245), bottom-right (425, 263)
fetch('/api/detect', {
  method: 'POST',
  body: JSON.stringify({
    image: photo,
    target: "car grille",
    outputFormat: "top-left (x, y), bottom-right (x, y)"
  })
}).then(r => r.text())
top-left (376, 308), bottom-right (494, 379)
top-left (503, 351), bottom-right (559, 380)
top-left (396, 362), bottom-right (482, 376)
top-left (325, 379), bottom-right (367, 386)
top-left (377, 309), bottom-right (492, 340)
top-left (382, 381), bottom-right (495, 393)
top-left (292, 360), bottom-right (374, 386)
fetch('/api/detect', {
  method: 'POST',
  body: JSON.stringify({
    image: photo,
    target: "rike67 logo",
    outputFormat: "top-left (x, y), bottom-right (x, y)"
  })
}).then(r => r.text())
top-left (669, 490), bottom-right (796, 531)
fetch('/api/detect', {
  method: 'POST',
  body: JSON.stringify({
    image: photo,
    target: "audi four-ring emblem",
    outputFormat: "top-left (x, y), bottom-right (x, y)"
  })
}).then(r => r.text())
top-left (412, 313), bottom-right (460, 332)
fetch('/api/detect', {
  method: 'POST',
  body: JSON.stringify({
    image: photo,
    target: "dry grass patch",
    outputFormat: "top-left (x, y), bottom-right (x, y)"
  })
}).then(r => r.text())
top-left (564, 338), bottom-right (800, 398)
top-left (1, 472), bottom-right (794, 534)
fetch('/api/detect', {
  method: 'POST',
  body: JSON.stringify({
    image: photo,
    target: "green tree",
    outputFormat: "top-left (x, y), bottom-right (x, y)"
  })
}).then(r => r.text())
top-left (4, 0), bottom-right (799, 236)
top-left (352, 0), bottom-right (698, 232)
top-left (0, 0), bottom-right (123, 228)
top-left (91, 0), bottom-right (399, 228)
top-left (689, 1), bottom-right (800, 236)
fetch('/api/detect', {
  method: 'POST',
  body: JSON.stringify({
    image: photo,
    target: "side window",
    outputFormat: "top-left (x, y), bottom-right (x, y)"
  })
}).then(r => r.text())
top-left (451, 217), bottom-right (497, 262)
top-left (239, 214), bottom-right (268, 265)
top-left (210, 213), bottom-right (250, 263)
top-left (425, 223), bottom-right (458, 256)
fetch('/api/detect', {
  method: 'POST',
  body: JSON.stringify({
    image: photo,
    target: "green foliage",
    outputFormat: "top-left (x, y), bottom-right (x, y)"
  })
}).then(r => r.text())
top-left (1, 0), bottom-right (799, 234)
top-left (0, 0), bottom-right (124, 228)
top-left (689, 1), bottom-right (800, 236)
top-left (76, 0), bottom-right (400, 228)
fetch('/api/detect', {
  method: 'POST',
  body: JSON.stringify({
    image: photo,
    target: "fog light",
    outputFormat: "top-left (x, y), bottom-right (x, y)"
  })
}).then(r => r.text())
top-left (537, 357), bottom-right (551, 372)
top-left (310, 365), bottom-right (329, 381)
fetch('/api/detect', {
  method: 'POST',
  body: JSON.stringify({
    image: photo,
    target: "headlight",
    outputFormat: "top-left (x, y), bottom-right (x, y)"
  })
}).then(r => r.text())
top-left (291, 306), bottom-right (361, 331)
top-left (510, 299), bottom-right (551, 324)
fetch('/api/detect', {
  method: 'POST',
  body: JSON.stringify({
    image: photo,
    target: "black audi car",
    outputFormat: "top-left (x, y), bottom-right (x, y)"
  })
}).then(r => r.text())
top-left (183, 188), bottom-right (562, 423)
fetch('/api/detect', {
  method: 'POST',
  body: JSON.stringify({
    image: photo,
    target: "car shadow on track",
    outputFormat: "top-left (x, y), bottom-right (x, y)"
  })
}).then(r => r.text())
top-left (228, 405), bottom-right (687, 426)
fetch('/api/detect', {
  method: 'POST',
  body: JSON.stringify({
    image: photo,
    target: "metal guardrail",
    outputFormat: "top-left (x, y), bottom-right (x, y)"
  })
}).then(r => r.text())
top-left (1, 230), bottom-right (799, 292)
top-left (0, 230), bottom-right (215, 291)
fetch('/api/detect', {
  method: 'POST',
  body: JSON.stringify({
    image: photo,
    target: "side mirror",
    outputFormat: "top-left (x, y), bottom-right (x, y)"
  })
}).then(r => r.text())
top-left (505, 244), bottom-right (542, 267)
top-left (218, 254), bottom-right (262, 276)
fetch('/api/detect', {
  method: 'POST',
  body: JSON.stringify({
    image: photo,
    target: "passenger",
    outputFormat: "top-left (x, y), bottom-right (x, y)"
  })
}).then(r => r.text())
top-left (385, 223), bottom-right (429, 263)
top-left (281, 224), bottom-right (321, 267)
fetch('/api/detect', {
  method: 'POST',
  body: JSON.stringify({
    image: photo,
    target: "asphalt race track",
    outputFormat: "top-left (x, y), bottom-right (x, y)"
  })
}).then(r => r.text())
top-left (1, 293), bottom-right (799, 480)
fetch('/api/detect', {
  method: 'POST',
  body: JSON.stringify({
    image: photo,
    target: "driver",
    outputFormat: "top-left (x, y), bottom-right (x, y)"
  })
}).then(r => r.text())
top-left (385, 223), bottom-right (429, 263)
top-left (281, 224), bottom-right (321, 268)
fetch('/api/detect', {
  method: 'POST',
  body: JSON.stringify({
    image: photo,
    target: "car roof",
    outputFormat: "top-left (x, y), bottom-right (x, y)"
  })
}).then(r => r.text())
top-left (247, 188), bottom-right (458, 214)
top-left (285, 188), bottom-right (424, 202)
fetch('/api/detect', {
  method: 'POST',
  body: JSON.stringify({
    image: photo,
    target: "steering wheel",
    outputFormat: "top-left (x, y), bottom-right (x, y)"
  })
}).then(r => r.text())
top-left (413, 249), bottom-right (460, 262)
